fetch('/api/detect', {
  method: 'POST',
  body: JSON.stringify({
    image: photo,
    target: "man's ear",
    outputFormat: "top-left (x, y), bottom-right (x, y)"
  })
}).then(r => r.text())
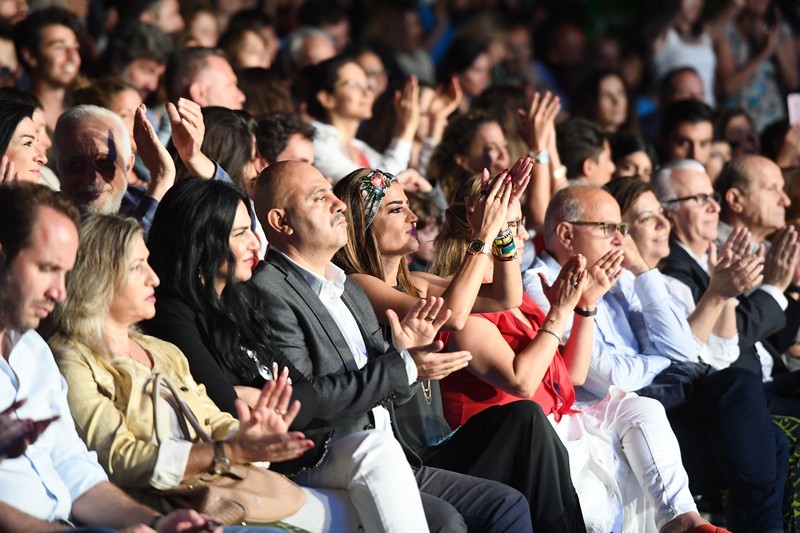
top-left (725, 188), bottom-right (745, 214)
top-left (555, 221), bottom-right (573, 250)
top-left (266, 208), bottom-right (293, 236)
top-left (21, 47), bottom-right (38, 70)
top-left (125, 152), bottom-right (135, 176)
top-left (187, 82), bottom-right (207, 107)
top-left (580, 157), bottom-right (595, 180)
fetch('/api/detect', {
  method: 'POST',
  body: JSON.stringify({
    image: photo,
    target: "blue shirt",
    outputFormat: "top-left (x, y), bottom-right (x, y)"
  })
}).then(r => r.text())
top-left (523, 252), bottom-right (697, 403)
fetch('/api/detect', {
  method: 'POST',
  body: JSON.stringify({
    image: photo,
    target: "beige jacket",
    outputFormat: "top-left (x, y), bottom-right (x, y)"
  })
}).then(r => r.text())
top-left (52, 334), bottom-right (239, 490)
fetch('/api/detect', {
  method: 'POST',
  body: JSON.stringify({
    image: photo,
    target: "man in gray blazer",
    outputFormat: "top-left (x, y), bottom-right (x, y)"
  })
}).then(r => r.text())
top-left (250, 161), bottom-right (532, 532)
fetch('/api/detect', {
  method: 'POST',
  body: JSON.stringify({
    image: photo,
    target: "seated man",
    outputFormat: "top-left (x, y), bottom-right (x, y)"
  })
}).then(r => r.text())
top-left (524, 184), bottom-right (788, 533)
top-left (250, 161), bottom-right (536, 532)
top-left (555, 118), bottom-right (615, 186)
top-left (0, 182), bottom-right (273, 533)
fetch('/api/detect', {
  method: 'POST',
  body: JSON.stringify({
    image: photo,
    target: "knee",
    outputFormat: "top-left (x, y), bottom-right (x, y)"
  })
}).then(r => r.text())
top-left (351, 430), bottom-right (404, 460)
top-left (486, 489), bottom-right (533, 533)
top-left (421, 495), bottom-right (468, 533)
top-left (494, 400), bottom-right (548, 428)
top-left (615, 395), bottom-right (669, 427)
top-left (716, 367), bottom-right (762, 397)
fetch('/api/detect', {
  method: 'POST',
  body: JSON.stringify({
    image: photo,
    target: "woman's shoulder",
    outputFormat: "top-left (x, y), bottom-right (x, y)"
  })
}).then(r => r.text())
top-left (134, 333), bottom-right (193, 371)
top-left (48, 334), bottom-right (92, 363)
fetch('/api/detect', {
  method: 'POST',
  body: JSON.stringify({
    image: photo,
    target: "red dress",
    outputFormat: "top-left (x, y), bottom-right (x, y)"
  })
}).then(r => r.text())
top-left (441, 294), bottom-right (578, 428)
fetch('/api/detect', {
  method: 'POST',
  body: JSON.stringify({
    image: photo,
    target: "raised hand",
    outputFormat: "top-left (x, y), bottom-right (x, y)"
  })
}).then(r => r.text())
top-left (394, 75), bottom-right (421, 141)
top-left (428, 77), bottom-right (463, 121)
top-left (580, 249), bottom-right (624, 307)
top-left (395, 168), bottom-right (433, 193)
top-left (763, 226), bottom-right (800, 291)
top-left (518, 91), bottom-right (561, 152)
top-left (508, 156), bottom-right (533, 204)
top-left (406, 342), bottom-right (472, 381)
top-left (707, 241), bottom-right (764, 298)
top-left (0, 155), bottom-right (17, 184)
top-left (539, 254), bottom-right (588, 313)
top-left (387, 296), bottom-right (452, 351)
top-left (465, 168), bottom-right (512, 240)
top-left (135, 104), bottom-right (175, 201)
top-left (229, 369), bottom-right (313, 464)
top-left (168, 98), bottom-right (214, 179)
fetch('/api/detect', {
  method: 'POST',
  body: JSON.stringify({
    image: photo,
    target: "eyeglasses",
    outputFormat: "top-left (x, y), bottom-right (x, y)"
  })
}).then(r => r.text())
top-left (568, 220), bottom-right (629, 237)
top-left (507, 217), bottom-right (527, 232)
top-left (336, 79), bottom-right (375, 92)
top-left (661, 192), bottom-right (721, 208)
top-left (631, 209), bottom-right (668, 227)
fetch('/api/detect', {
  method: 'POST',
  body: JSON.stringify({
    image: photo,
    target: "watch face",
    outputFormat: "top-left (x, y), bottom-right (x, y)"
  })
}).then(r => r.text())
top-left (468, 240), bottom-right (487, 254)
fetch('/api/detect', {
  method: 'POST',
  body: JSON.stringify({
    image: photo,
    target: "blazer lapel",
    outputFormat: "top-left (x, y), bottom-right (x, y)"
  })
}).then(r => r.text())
top-left (267, 251), bottom-right (360, 371)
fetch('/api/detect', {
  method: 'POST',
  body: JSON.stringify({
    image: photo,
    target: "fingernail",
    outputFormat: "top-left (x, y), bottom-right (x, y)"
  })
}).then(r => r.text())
top-left (282, 366), bottom-right (289, 375)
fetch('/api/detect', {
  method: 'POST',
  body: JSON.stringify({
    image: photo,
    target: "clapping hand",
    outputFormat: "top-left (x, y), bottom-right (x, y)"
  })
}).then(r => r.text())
top-left (466, 168), bottom-right (512, 239)
top-left (763, 226), bottom-right (800, 291)
top-left (579, 249), bottom-right (624, 307)
top-left (135, 104), bottom-right (176, 201)
top-left (230, 368), bottom-right (313, 464)
top-left (387, 297), bottom-right (471, 380)
top-left (539, 255), bottom-right (588, 313)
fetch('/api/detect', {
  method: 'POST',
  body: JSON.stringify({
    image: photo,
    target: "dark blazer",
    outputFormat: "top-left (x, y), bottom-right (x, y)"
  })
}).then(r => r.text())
top-left (660, 238), bottom-right (789, 375)
top-left (251, 249), bottom-right (422, 466)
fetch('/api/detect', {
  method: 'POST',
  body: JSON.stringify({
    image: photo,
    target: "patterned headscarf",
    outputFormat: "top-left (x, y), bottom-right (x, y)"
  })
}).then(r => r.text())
top-left (358, 169), bottom-right (397, 228)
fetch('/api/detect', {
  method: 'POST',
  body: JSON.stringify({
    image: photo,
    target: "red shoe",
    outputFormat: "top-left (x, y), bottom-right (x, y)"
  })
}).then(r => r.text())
top-left (690, 525), bottom-right (732, 533)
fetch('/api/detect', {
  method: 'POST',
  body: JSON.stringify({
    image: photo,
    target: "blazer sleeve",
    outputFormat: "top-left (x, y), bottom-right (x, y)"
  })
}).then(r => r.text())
top-left (736, 289), bottom-right (787, 352)
top-left (256, 280), bottom-right (415, 430)
top-left (143, 298), bottom-right (240, 416)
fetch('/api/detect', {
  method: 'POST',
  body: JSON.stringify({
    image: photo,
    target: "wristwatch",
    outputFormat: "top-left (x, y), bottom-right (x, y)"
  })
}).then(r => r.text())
top-left (467, 239), bottom-right (492, 256)
top-left (212, 440), bottom-right (232, 475)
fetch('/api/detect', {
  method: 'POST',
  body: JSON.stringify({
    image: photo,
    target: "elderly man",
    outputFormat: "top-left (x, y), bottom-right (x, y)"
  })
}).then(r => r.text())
top-left (0, 183), bottom-right (264, 533)
top-left (164, 48), bottom-right (245, 110)
top-left (250, 161), bottom-right (553, 532)
top-left (524, 184), bottom-right (788, 533)
top-left (655, 160), bottom-right (800, 417)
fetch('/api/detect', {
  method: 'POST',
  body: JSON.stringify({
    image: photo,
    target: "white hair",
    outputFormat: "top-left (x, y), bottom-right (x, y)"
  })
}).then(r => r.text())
top-left (650, 159), bottom-right (707, 207)
top-left (52, 104), bottom-right (132, 171)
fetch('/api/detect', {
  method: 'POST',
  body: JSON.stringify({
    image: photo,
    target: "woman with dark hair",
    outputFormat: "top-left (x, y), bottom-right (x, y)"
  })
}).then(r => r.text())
top-left (301, 55), bottom-right (420, 182)
top-left (143, 178), bottom-right (433, 532)
top-left (572, 70), bottom-right (637, 134)
top-left (0, 98), bottom-right (47, 184)
top-left (609, 132), bottom-right (657, 181)
top-left (437, 35), bottom-right (491, 114)
top-left (434, 175), bottom-right (729, 533)
top-left (331, 165), bottom-right (588, 533)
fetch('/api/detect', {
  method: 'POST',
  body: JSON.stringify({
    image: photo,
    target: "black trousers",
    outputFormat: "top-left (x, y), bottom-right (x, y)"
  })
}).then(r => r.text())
top-left (639, 366), bottom-right (788, 532)
top-left (423, 400), bottom-right (586, 533)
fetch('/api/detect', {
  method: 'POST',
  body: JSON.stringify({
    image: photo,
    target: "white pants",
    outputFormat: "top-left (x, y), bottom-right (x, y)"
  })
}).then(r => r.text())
top-left (281, 487), bottom-right (360, 532)
top-left (559, 389), bottom-right (698, 532)
top-left (291, 430), bottom-right (429, 533)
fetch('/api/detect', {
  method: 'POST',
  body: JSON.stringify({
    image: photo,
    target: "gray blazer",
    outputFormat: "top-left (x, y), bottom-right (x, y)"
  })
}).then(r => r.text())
top-left (251, 249), bottom-right (420, 464)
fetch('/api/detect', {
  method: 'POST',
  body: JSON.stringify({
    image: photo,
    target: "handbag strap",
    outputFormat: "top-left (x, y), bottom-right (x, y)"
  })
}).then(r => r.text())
top-left (151, 372), bottom-right (214, 445)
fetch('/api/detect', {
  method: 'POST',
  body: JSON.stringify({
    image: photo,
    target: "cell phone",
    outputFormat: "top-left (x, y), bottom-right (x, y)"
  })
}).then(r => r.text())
top-left (788, 93), bottom-right (800, 126)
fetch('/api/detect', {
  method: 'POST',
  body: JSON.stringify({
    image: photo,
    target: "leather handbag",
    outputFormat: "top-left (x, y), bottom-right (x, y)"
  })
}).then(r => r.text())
top-left (147, 373), bottom-right (307, 524)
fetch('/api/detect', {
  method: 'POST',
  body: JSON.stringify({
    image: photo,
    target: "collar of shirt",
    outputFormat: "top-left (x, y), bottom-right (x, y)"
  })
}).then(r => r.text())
top-left (674, 240), bottom-right (709, 272)
top-left (275, 248), bottom-right (347, 299)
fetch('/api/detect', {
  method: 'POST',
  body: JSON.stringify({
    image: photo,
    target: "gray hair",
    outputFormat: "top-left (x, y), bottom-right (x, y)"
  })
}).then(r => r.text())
top-left (286, 27), bottom-right (334, 68)
top-left (651, 159), bottom-right (706, 209)
top-left (52, 105), bottom-right (132, 172)
top-left (543, 183), bottom-right (593, 248)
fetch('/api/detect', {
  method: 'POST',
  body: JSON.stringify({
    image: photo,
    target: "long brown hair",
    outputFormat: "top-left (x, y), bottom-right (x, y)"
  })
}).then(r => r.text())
top-left (429, 174), bottom-right (484, 278)
top-left (332, 168), bottom-right (421, 296)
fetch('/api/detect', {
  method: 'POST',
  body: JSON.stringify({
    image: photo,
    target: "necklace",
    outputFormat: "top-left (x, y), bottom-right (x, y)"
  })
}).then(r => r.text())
top-left (420, 380), bottom-right (432, 405)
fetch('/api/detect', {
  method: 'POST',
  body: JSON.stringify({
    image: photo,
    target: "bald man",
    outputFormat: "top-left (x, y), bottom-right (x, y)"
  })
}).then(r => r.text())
top-left (524, 184), bottom-right (788, 532)
top-left (249, 161), bottom-right (532, 532)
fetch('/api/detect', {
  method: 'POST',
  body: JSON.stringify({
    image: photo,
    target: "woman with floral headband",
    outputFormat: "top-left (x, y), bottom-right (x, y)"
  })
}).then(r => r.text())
top-left (331, 162), bottom-right (589, 533)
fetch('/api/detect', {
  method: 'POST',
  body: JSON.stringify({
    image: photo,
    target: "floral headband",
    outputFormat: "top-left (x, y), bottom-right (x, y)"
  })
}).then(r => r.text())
top-left (359, 169), bottom-right (396, 228)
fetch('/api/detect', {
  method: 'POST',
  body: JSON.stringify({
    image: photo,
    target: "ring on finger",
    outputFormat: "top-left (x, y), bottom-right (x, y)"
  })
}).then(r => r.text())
top-left (424, 315), bottom-right (436, 322)
top-left (275, 407), bottom-right (288, 416)
top-left (569, 280), bottom-right (578, 288)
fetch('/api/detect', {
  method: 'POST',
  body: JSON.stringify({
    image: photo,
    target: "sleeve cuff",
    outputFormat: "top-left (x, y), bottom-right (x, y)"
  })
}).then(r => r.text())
top-left (758, 284), bottom-right (789, 310)
top-left (149, 439), bottom-right (194, 490)
top-left (398, 349), bottom-right (418, 384)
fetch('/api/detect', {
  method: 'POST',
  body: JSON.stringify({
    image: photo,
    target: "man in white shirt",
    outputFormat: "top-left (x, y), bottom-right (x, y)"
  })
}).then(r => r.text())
top-left (0, 183), bottom-right (273, 533)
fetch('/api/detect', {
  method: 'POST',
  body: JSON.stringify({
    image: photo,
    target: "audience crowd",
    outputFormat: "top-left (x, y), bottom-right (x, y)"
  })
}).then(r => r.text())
top-left (5, 0), bottom-right (800, 531)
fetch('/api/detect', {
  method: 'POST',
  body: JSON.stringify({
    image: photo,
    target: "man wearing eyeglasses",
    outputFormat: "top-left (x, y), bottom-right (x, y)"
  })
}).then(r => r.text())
top-left (656, 159), bottom-right (800, 419)
top-left (524, 183), bottom-right (789, 533)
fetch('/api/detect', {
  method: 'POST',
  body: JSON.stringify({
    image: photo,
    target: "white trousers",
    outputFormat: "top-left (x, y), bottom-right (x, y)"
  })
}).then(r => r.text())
top-left (291, 430), bottom-right (429, 533)
top-left (560, 389), bottom-right (698, 532)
